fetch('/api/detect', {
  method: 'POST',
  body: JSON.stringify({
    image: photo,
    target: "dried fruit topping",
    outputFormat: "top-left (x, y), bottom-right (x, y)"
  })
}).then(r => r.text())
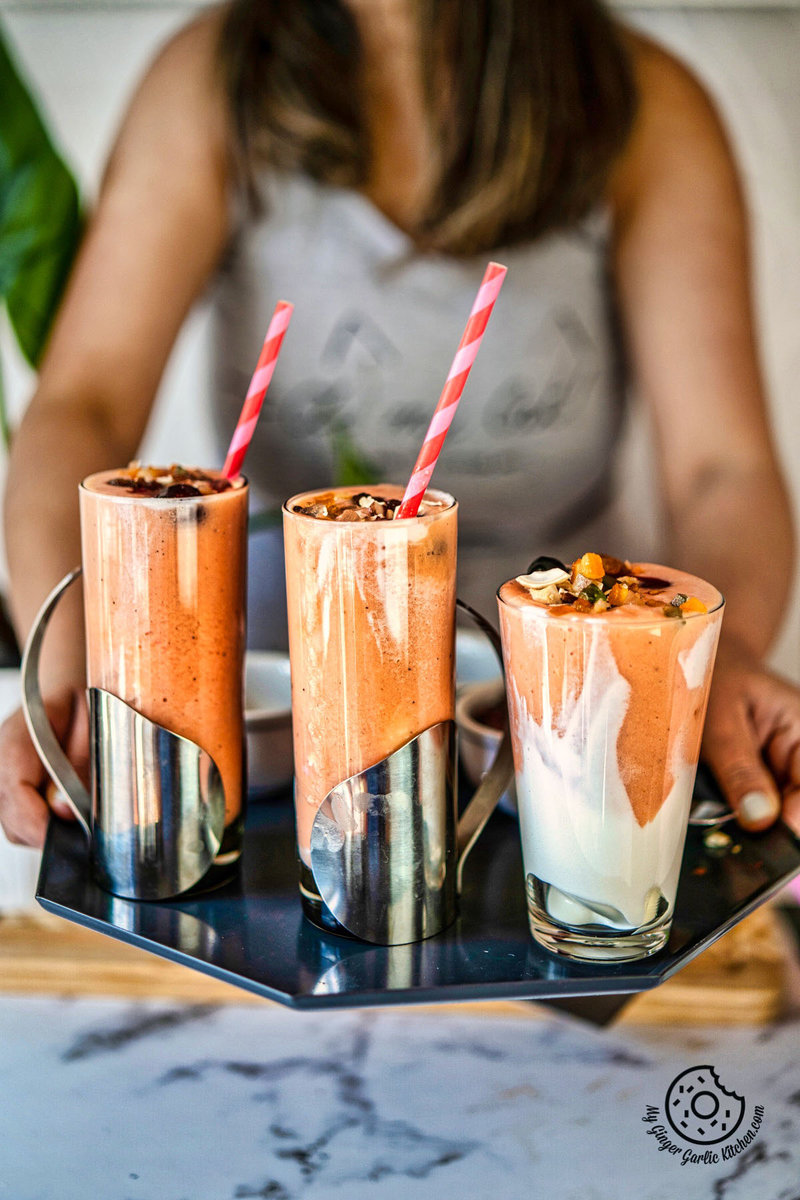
top-left (607, 581), bottom-right (630, 606)
top-left (661, 591), bottom-right (707, 618)
top-left (579, 583), bottom-right (605, 606)
top-left (572, 552), bottom-right (605, 582)
top-left (680, 596), bottom-right (708, 614)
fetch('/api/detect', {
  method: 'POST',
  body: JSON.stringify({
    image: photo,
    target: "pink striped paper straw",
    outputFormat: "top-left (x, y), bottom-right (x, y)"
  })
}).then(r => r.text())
top-left (396, 262), bottom-right (507, 519)
top-left (222, 300), bottom-right (294, 480)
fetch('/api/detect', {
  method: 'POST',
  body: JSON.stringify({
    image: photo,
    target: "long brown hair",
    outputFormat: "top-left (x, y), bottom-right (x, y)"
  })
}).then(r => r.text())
top-left (219, 0), bottom-right (636, 256)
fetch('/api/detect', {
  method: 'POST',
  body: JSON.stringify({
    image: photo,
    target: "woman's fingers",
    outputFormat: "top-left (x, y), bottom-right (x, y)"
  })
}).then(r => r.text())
top-left (0, 707), bottom-right (57, 847)
top-left (704, 661), bottom-right (800, 832)
top-left (45, 780), bottom-right (77, 821)
top-left (782, 787), bottom-right (800, 839)
top-left (0, 781), bottom-right (51, 847)
top-left (750, 672), bottom-right (800, 832)
top-left (0, 692), bottom-right (80, 847)
top-left (703, 690), bottom-right (781, 832)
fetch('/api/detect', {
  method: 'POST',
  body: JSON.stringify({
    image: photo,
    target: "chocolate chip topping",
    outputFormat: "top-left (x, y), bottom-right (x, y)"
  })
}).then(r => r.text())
top-left (157, 483), bottom-right (201, 498)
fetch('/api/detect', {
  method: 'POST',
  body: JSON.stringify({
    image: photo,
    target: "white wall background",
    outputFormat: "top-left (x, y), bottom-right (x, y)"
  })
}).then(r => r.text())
top-left (0, 0), bottom-right (798, 683)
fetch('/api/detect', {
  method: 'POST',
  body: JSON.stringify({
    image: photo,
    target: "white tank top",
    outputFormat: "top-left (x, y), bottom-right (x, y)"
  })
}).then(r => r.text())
top-left (209, 171), bottom-right (626, 648)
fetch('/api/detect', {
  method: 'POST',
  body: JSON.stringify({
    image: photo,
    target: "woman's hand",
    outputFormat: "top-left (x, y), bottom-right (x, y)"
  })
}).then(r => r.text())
top-left (702, 644), bottom-right (800, 836)
top-left (0, 687), bottom-right (88, 848)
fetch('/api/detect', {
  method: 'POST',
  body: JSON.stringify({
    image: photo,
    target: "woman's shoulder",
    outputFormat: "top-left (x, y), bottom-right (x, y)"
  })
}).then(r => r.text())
top-left (625, 29), bottom-right (714, 106)
top-left (610, 30), bottom-right (739, 219)
top-left (118, 6), bottom-right (229, 147)
top-left (147, 3), bottom-right (227, 78)
top-left (101, 5), bottom-right (232, 195)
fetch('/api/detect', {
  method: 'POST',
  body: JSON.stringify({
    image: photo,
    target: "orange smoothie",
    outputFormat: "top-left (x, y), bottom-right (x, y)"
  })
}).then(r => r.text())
top-left (283, 485), bottom-right (457, 870)
top-left (498, 555), bottom-right (724, 958)
top-left (80, 466), bottom-right (248, 861)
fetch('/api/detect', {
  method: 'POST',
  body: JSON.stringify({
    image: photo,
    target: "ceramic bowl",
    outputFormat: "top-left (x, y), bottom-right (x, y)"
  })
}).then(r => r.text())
top-left (244, 631), bottom-right (508, 798)
top-left (455, 678), bottom-right (517, 815)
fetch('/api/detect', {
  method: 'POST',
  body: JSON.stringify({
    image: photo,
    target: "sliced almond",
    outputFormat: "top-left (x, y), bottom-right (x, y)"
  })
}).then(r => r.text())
top-left (515, 568), bottom-right (570, 590)
top-left (520, 583), bottom-right (562, 604)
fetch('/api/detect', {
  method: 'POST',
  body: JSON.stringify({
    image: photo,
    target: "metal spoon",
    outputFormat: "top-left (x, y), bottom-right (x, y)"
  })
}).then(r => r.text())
top-left (688, 798), bottom-right (737, 827)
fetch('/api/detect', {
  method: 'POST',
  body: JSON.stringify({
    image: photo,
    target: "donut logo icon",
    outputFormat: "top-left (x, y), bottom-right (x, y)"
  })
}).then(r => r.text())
top-left (665, 1065), bottom-right (746, 1146)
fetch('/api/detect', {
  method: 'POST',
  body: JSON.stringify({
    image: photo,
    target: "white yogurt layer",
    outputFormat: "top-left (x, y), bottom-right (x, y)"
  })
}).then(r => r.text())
top-left (508, 623), bottom-right (695, 929)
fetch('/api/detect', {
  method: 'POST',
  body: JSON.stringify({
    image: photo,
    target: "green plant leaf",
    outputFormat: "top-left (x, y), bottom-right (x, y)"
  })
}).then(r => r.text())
top-left (0, 24), bottom-right (82, 368)
top-left (329, 419), bottom-right (378, 487)
top-left (248, 507), bottom-right (283, 533)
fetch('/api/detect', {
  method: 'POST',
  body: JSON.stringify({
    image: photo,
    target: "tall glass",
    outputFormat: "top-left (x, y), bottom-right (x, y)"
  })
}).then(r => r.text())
top-left (283, 485), bottom-right (457, 932)
top-left (80, 469), bottom-right (248, 878)
top-left (498, 564), bottom-right (724, 961)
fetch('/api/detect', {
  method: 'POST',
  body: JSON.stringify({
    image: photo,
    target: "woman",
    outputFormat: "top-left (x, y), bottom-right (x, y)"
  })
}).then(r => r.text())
top-left (0, 0), bottom-right (798, 847)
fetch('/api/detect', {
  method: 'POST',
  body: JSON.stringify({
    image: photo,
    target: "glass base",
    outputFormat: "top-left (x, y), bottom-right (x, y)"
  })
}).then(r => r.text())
top-left (298, 856), bottom-right (359, 940)
top-left (187, 814), bottom-right (245, 895)
top-left (526, 874), bottom-right (672, 962)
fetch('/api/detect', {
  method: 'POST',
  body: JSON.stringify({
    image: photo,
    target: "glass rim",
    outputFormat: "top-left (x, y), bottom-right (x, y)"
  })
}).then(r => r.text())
top-left (282, 483), bottom-right (457, 522)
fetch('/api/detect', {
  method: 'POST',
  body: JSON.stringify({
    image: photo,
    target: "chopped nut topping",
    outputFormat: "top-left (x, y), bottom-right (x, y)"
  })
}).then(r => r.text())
top-left (513, 550), bottom-right (709, 618)
top-left (293, 492), bottom-right (407, 521)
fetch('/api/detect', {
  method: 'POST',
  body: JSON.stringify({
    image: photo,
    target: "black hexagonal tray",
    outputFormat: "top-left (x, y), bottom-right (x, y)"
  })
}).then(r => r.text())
top-left (36, 772), bottom-right (800, 1010)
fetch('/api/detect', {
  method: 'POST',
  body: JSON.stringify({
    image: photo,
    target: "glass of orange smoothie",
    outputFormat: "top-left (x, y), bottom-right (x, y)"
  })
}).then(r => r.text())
top-left (283, 485), bottom-right (457, 940)
top-left (497, 553), bottom-right (724, 961)
top-left (79, 464), bottom-right (248, 890)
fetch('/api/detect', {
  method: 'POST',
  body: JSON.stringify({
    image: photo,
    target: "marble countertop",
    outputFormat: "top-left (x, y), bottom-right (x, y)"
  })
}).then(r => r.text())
top-left (1, 979), bottom-right (799, 1200)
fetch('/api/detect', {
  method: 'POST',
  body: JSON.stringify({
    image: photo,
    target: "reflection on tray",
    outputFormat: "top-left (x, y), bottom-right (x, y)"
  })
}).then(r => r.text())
top-left (36, 784), bottom-right (800, 1010)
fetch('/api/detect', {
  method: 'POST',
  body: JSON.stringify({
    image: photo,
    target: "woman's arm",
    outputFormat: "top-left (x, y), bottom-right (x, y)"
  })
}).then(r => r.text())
top-left (610, 35), bottom-right (799, 831)
top-left (6, 10), bottom-right (231, 680)
top-left (0, 11), bottom-right (232, 844)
